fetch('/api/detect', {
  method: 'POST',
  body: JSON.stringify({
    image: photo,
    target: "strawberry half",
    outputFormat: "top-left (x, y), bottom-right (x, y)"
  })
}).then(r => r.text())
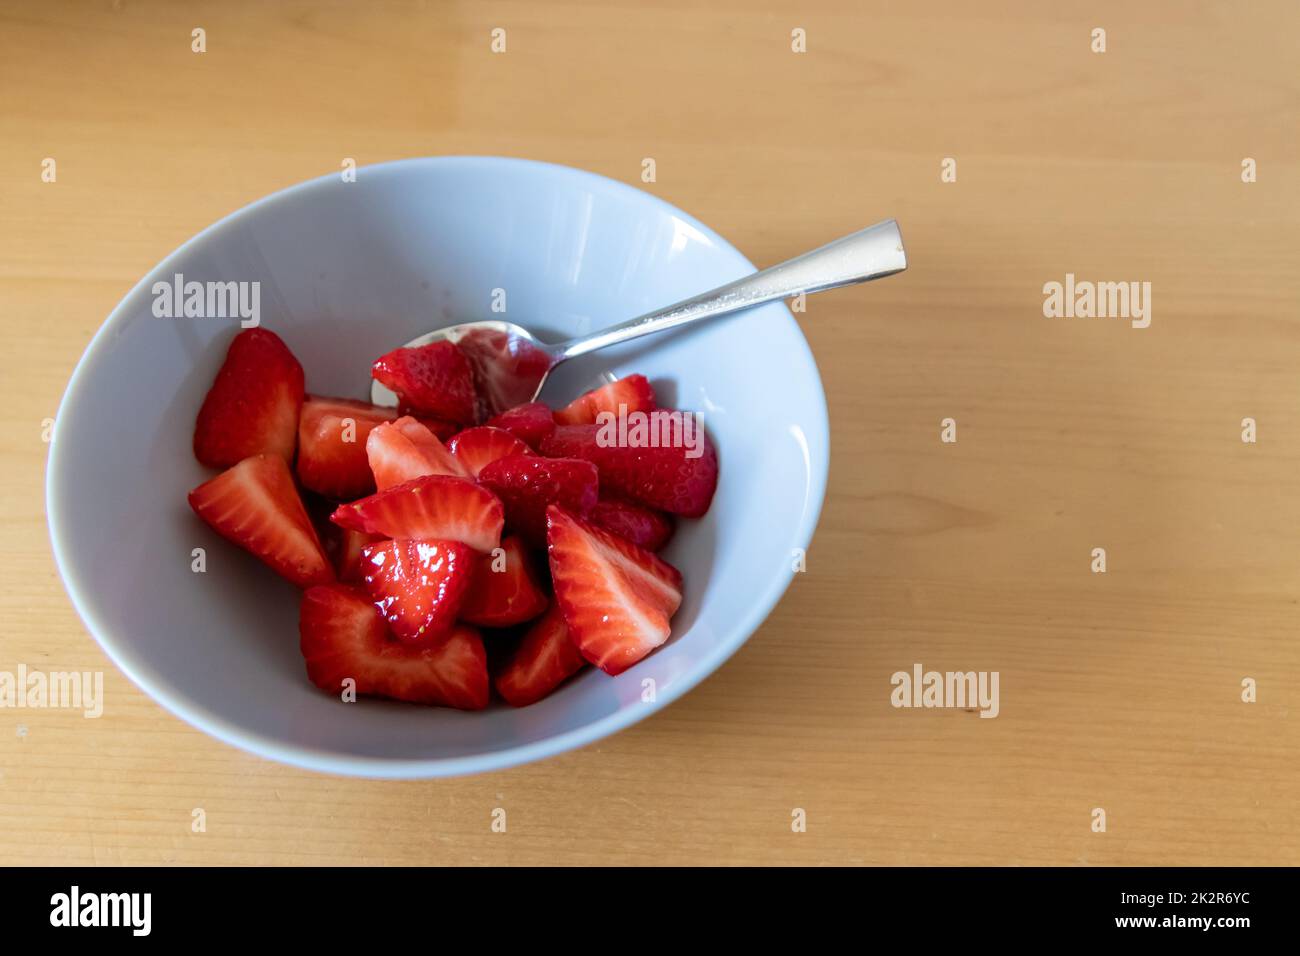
top-left (359, 538), bottom-right (473, 643)
top-left (188, 453), bottom-right (334, 588)
top-left (372, 341), bottom-right (477, 426)
top-left (478, 455), bottom-right (599, 548)
top-left (447, 426), bottom-right (534, 479)
top-left (367, 415), bottom-right (468, 490)
top-left (546, 505), bottom-right (683, 675)
top-left (193, 328), bottom-right (304, 468)
top-left (296, 396), bottom-right (397, 499)
top-left (460, 535), bottom-right (549, 628)
top-left (587, 495), bottom-right (675, 551)
top-left (495, 603), bottom-right (587, 707)
top-left (331, 474), bottom-right (504, 553)
top-left (540, 423), bottom-right (718, 518)
top-left (299, 584), bottom-right (488, 709)
top-left (485, 401), bottom-right (556, 450)
top-left (554, 374), bottom-right (656, 426)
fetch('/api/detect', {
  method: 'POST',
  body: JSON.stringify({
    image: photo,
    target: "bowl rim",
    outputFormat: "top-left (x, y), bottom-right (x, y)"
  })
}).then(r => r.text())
top-left (45, 155), bottom-right (830, 779)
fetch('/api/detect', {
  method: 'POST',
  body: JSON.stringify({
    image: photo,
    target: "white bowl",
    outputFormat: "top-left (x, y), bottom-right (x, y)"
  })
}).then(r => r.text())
top-left (46, 157), bottom-right (829, 778)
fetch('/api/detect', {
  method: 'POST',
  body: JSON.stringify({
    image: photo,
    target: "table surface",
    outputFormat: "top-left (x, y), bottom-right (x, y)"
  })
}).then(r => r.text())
top-left (2, 0), bottom-right (1296, 866)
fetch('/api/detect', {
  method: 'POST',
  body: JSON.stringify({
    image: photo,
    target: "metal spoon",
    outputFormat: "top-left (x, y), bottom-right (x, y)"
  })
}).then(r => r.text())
top-left (372, 218), bottom-right (907, 417)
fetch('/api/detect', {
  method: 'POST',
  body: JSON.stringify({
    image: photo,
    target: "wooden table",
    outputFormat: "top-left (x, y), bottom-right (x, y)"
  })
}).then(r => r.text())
top-left (2, 0), bottom-right (1296, 865)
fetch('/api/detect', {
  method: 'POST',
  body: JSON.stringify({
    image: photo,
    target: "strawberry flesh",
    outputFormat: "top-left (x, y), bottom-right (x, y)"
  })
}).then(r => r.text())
top-left (495, 603), bottom-right (587, 706)
top-left (367, 415), bottom-right (468, 490)
top-left (447, 426), bottom-right (534, 479)
top-left (194, 328), bottom-right (304, 468)
top-left (554, 374), bottom-right (656, 426)
top-left (296, 396), bottom-right (397, 499)
top-left (299, 584), bottom-right (488, 709)
top-left (331, 474), bottom-right (504, 554)
top-left (478, 455), bottom-right (599, 549)
top-left (546, 505), bottom-right (683, 675)
top-left (188, 453), bottom-right (334, 588)
top-left (459, 535), bottom-right (549, 628)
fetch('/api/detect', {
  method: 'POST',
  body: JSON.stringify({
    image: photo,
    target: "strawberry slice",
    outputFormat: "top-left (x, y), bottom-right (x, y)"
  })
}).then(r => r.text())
top-left (485, 401), bottom-right (556, 450)
top-left (331, 474), bottom-right (504, 553)
top-left (447, 426), bottom-right (534, 479)
top-left (460, 535), bottom-right (549, 628)
top-left (587, 495), bottom-right (675, 551)
top-left (367, 416), bottom-right (468, 490)
top-left (188, 453), bottom-right (334, 588)
top-left (299, 584), bottom-right (488, 709)
top-left (193, 328), bottom-right (304, 468)
top-left (454, 327), bottom-right (555, 420)
top-left (414, 415), bottom-right (460, 442)
top-left (335, 527), bottom-right (384, 583)
top-left (495, 603), bottom-right (587, 706)
top-left (546, 505), bottom-right (683, 675)
top-left (478, 455), bottom-right (599, 548)
top-left (296, 396), bottom-right (397, 499)
top-left (554, 374), bottom-right (656, 426)
top-left (372, 341), bottom-right (477, 425)
top-left (358, 538), bottom-right (474, 643)
top-left (540, 423), bottom-right (718, 518)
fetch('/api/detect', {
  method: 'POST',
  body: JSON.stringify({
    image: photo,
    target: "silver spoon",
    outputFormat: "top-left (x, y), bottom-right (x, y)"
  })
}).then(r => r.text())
top-left (372, 218), bottom-right (907, 417)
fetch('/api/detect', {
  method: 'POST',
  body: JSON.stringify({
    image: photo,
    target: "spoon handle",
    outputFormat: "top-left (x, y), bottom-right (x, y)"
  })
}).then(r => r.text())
top-left (557, 218), bottom-right (906, 361)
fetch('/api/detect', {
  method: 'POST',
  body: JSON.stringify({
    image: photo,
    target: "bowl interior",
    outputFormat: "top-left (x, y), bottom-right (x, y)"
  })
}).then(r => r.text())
top-left (47, 157), bottom-right (829, 777)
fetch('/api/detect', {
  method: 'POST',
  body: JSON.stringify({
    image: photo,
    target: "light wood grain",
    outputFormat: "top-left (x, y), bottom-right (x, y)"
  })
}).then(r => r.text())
top-left (1, 0), bottom-right (1297, 865)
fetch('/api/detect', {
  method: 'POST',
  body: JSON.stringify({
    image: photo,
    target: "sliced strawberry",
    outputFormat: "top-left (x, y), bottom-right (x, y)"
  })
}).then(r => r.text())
top-left (587, 495), bottom-right (675, 551)
top-left (447, 426), bottom-right (534, 479)
top-left (188, 453), bottom-right (333, 588)
top-left (372, 341), bottom-right (477, 425)
top-left (485, 401), bottom-right (556, 450)
top-left (540, 422), bottom-right (718, 518)
top-left (299, 584), bottom-right (488, 709)
top-left (546, 505), bottom-right (683, 675)
top-left (358, 538), bottom-right (473, 643)
top-left (454, 327), bottom-right (555, 420)
top-left (554, 374), bottom-right (656, 426)
top-left (367, 416), bottom-right (468, 490)
top-left (296, 396), bottom-right (397, 499)
top-left (193, 328), bottom-right (304, 468)
top-left (495, 603), bottom-right (587, 706)
top-left (331, 474), bottom-right (504, 553)
top-left (478, 455), bottom-right (599, 548)
top-left (336, 527), bottom-right (384, 583)
top-left (460, 535), bottom-right (549, 628)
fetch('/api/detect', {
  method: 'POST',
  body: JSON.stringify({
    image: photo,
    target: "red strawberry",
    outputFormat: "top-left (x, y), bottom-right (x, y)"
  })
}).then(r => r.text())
top-left (331, 474), bottom-right (504, 553)
top-left (495, 604), bottom-right (587, 706)
top-left (546, 505), bottom-right (683, 675)
top-left (460, 535), bottom-right (549, 628)
top-left (367, 416), bottom-right (468, 490)
top-left (296, 396), bottom-right (397, 499)
top-left (372, 341), bottom-right (477, 425)
top-left (554, 374), bottom-right (656, 426)
top-left (447, 426), bottom-right (534, 479)
top-left (478, 455), bottom-right (599, 548)
top-left (587, 496), bottom-right (675, 551)
top-left (193, 328), bottom-right (304, 468)
top-left (485, 401), bottom-right (556, 450)
top-left (540, 423), bottom-right (718, 518)
top-left (188, 453), bottom-right (334, 588)
top-left (299, 584), bottom-right (488, 709)
top-left (336, 527), bottom-right (384, 583)
top-left (454, 326), bottom-right (555, 420)
top-left (358, 538), bottom-right (474, 643)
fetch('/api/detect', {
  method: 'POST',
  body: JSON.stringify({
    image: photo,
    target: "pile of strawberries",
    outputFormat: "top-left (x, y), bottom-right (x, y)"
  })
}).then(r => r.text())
top-left (186, 328), bottom-right (718, 709)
